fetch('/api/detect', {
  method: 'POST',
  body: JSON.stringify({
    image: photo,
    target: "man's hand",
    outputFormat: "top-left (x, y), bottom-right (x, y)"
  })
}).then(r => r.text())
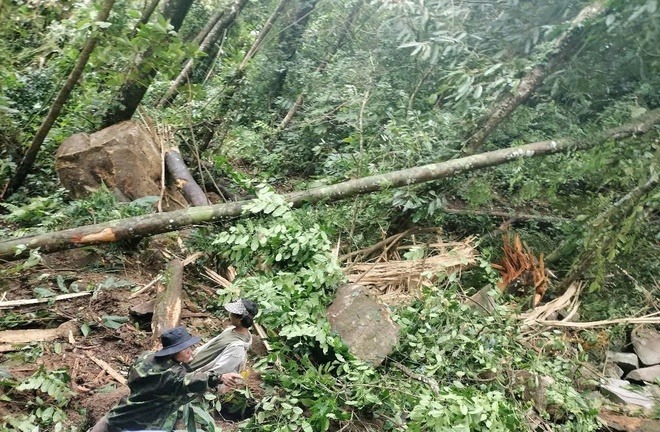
top-left (220, 372), bottom-right (243, 387)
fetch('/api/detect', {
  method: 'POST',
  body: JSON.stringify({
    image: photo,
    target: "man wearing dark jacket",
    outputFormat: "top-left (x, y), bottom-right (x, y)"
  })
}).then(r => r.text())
top-left (89, 326), bottom-right (241, 432)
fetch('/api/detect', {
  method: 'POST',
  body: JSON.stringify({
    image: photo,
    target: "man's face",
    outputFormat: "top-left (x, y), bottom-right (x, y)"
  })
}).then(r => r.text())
top-left (229, 312), bottom-right (242, 326)
top-left (173, 346), bottom-right (194, 363)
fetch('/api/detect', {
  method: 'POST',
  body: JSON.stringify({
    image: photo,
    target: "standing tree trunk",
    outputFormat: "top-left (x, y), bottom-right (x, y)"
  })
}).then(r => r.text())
top-left (127, 0), bottom-right (162, 39)
top-left (0, 108), bottom-right (656, 261)
top-left (1, 0), bottom-right (116, 201)
top-left (269, 0), bottom-right (319, 102)
top-left (101, 0), bottom-right (193, 128)
top-left (188, 0), bottom-right (292, 149)
top-left (464, 1), bottom-right (606, 153)
top-left (278, 0), bottom-right (363, 131)
top-left (156, 0), bottom-right (249, 107)
top-left (238, 0), bottom-right (291, 71)
top-left (556, 176), bottom-right (658, 292)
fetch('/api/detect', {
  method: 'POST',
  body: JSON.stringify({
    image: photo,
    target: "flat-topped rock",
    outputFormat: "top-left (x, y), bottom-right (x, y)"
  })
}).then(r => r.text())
top-left (607, 351), bottom-right (640, 373)
top-left (627, 365), bottom-right (660, 384)
top-left (327, 284), bottom-right (399, 366)
top-left (600, 378), bottom-right (655, 409)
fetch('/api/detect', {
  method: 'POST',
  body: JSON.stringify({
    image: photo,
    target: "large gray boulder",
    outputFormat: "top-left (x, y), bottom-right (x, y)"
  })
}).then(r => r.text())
top-left (327, 284), bottom-right (399, 366)
top-left (632, 327), bottom-right (660, 366)
top-left (55, 121), bottom-right (186, 210)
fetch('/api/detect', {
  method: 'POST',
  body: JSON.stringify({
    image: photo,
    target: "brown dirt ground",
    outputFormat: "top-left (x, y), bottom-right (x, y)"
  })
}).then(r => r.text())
top-left (0, 247), bottom-right (265, 431)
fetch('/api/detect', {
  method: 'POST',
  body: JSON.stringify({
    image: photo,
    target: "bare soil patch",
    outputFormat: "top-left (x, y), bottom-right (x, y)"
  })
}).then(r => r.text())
top-left (0, 248), bottom-right (263, 431)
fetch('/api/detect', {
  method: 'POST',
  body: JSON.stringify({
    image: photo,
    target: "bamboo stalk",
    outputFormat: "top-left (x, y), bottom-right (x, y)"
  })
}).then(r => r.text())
top-left (0, 292), bottom-right (91, 309)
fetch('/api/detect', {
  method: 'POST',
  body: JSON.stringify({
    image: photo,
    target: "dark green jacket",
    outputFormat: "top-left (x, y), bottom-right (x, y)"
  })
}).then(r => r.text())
top-left (105, 352), bottom-right (211, 431)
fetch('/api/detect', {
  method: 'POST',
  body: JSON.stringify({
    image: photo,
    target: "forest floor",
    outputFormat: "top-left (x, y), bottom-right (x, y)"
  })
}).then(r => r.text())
top-left (0, 247), bottom-right (264, 431)
top-left (1, 244), bottom-right (659, 431)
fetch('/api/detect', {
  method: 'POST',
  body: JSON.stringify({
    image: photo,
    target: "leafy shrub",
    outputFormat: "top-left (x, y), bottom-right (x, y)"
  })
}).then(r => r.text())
top-left (0, 367), bottom-right (74, 432)
top-left (1, 186), bottom-right (155, 236)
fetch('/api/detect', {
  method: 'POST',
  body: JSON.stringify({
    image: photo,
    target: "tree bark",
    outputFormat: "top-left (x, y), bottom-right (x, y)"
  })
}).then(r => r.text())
top-left (0, 0), bottom-right (116, 201)
top-left (0, 109), bottom-right (657, 262)
top-left (269, 0), bottom-right (319, 102)
top-left (464, 1), bottom-right (606, 153)
top-left (156, 0), bottom-right (249, 107)
top-left (278, 0), bottom-right (362, 131)
top-left (101, 0), bottom-right (193, 127)
top-left (130, 0), bottom-right (161, 38)
top-left (165, 148), bottom-right (210, 206)
top-left (238, 0), bottom-right (291, 71)
top-left (151, 258), bottom-right (184, 345)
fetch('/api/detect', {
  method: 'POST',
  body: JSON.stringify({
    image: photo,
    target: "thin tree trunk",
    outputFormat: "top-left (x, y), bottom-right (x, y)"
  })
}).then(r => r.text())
top-left (547, 174), bottom-right (659, 264)
top-left (0, 0), bottom-right (116, 201)
top-left (464, 1), bottom-right (606, 153)
top-left (101, 0), bottom-right (193, 127)
top-left (191, 9), bottom-right (226, 45)
top-left (269, 0), bottom-right (319, 102)
top-left (278, 0), bottom-right (363, 131)
top-left (157, 0), bottom-right (249, 107)
top-left (239, 0), bottom-right (291, 71)
top-left (162, 0), bottom-right (192, 30)
top-left (193, 0), bottom-right (291, 146)
top-left (440, 208), bottom-right (570, 223)
top-left (130, 0), bottom-right (161, 37)
top-left (0, 109), bottom-right (656, 262)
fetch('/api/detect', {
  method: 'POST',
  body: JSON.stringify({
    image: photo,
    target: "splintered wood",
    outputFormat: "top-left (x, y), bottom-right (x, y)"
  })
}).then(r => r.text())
top-left (343, 231), bottom-right (477, 304)
top-left (519, 283), bottom-right (660, 329)
top-left (493, 233), bottom-right (548, 307)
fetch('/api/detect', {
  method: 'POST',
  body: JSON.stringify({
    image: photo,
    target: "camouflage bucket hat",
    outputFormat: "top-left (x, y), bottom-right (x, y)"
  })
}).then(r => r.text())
top-left (224, 298), bottom-right (258, 318)
top-left (155, 326), bottom-right (201, 357)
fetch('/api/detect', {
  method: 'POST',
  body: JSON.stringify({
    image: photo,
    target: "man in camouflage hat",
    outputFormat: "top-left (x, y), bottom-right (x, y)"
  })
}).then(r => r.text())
top-left (89, 326), bottom-right (242, 432)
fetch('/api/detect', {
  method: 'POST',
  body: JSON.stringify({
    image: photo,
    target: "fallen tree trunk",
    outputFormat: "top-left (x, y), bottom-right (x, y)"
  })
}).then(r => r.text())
top-left (165, 148), bottom-right (209, 206)
top-left (0, 292), bottom-right (91, 309)
top-left (0, 321), bottom-right (79, 352)
top-left (151, 258), bottom-right (184, 345)
top-left (0, 109), bottom-right (657, 262)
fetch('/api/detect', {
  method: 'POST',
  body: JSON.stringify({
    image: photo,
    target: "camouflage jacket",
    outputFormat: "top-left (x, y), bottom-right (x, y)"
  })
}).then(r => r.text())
top-left (105, 352), bottom-right (212, 431)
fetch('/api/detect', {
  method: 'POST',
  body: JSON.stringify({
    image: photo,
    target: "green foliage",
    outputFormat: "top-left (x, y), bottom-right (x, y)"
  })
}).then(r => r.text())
top-left (0, 0), bottom-right (658, 429)
top-left (0, 366), bottom-right (74, 432)
top-left (1, 186), bottom-right (155, 237)
top-left (211, 185), bottom-right (338, 274)
top-left (0, 188), bottom-right (69, 233)
top-left (395, 289), bottom-right (599, 431)
top-left (189, 189), bottom-right (600, 430)
top-left (408, 389), bottom-right (522, 431)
